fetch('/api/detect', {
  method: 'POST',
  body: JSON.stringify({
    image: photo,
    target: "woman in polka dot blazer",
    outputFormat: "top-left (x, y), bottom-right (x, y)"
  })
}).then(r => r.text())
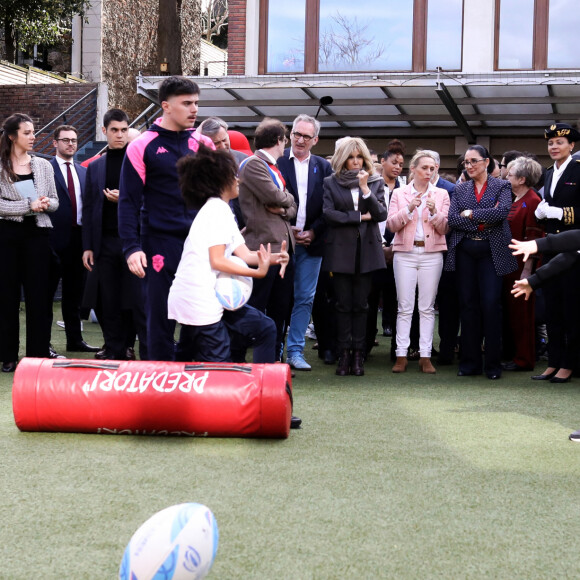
top-left (444, 145), bottom-right (517, 380)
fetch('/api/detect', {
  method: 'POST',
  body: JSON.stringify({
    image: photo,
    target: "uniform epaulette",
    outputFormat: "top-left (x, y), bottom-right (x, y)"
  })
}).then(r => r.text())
top-left (575, 159), bottom-right (580, 163)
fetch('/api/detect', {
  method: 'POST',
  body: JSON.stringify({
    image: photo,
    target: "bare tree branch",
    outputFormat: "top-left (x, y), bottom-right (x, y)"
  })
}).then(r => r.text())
top-left (318, 11), bottom-right (385, 68)
top-left (201, 0), bottom-right (228, 42)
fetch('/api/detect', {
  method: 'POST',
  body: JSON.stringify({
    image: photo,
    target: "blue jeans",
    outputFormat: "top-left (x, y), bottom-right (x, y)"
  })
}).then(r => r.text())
top-left (286, 246), bottom-right (322, 357)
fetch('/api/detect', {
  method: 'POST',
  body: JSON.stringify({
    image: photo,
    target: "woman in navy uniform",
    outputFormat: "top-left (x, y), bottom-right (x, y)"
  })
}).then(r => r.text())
top-left (531, 123), bottom-right (580, 383)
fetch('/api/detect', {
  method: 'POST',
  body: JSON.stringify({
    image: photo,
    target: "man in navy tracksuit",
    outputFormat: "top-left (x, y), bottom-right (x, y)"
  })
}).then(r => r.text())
top-left (118, 77), bottom-right (214, 361)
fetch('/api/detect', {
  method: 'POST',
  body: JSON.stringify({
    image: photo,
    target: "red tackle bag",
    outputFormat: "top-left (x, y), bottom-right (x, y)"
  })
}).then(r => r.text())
top-left (12, 359), bottom-right (293, 438)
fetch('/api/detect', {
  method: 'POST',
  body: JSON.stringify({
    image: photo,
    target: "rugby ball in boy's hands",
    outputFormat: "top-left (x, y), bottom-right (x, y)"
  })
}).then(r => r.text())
top-left (119, 503), bottom-right (219, 580)
top-left (215, 255), bottom-right (253, 311)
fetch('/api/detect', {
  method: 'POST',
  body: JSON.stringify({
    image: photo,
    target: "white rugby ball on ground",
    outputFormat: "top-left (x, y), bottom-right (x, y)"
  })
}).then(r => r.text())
top-left (119, 503), bottom-right (219, 580)
top-left (215, 255), bottom-right (253, 311)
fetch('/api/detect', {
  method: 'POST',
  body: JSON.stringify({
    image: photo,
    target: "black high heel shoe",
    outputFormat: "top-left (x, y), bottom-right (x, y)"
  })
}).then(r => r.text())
top-left (531, 369), bottom-right (558, 381)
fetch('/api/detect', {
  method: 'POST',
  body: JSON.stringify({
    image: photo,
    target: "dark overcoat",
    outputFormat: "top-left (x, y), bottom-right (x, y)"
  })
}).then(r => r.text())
top-left (322, 175), bottom-right (387, 274)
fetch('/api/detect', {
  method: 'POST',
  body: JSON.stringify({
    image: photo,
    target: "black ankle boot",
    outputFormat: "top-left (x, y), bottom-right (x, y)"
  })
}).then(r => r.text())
top-left (336, 349), bottom-right (351, 376)
top-left (351, 350), bottom-right (364, 376)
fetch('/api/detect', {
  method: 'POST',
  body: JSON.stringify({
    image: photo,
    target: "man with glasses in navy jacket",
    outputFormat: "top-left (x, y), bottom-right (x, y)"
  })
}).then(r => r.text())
top-left (278, 114), bottom-right (332, 370)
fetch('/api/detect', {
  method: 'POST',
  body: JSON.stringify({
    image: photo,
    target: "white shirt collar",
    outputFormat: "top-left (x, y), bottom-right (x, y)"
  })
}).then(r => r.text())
top-left (411, 181), bottom-right (434, 197)
top-left (554, 155), bottom-right (572, 175)
top-left (258, 149), bottom-right (278, 165)
top-left (289, 149), bottom-right (311, 164)
top-left (55, 155), bottom-right (74, 167)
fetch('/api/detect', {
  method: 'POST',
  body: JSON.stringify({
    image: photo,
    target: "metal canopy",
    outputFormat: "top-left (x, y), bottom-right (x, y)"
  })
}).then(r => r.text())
top-left (136, 70), bottom-right (580, 139)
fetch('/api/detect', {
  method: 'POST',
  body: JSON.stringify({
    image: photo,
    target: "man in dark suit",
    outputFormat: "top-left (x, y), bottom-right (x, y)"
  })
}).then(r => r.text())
top-left (278, 114), bottom-right (332, 370)
top-left (82, 109), bottom-right (147, 360)
top-left (50, 125), bottom-right (99, 353)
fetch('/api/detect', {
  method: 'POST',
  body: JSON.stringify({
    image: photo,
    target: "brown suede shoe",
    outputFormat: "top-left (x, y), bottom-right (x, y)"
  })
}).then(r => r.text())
top-left (392, 356), bottom-right (408, 373)
top-left (419, 357), bottom-right (436, 374)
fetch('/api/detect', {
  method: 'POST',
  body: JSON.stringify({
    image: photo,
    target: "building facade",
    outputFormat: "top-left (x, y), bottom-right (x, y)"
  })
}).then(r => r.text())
top-left (138, 0), bottom-right (580, 170)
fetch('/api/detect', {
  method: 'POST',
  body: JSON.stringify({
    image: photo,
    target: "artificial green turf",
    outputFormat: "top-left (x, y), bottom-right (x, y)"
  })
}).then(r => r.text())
top-left (1, 314), bottom-right (580, 579)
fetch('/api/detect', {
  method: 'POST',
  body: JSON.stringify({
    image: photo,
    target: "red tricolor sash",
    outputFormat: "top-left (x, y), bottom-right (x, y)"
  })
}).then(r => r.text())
top-left (240, 156), bottom-right (286, 190)
top-left (266, 162), bottom-right (286, 190)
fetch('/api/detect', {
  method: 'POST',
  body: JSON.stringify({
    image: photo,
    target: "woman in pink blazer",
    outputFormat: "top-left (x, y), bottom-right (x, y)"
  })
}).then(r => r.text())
top-left (386, 150), bottom-right (450, 374)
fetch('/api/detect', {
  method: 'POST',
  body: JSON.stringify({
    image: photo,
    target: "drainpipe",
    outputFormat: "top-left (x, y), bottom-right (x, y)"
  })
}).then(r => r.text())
top-left (71, 15), bottom-right (82, 77)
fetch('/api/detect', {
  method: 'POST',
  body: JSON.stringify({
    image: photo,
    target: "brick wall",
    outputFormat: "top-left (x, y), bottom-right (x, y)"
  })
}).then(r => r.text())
top-left (228, 0), bottom-right (246, 74)
top-left (0, 84), bottom-right (97, 129)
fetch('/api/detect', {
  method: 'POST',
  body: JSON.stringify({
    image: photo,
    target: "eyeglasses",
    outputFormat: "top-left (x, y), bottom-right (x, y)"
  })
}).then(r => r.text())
top-left (498, 163), bottom-right (507, 168)
top-left (56, 138), bottom-right (78, 145)
top-left (291, 131), bottom-right (314, 142)
top-left (462, 158), bottom-right (486, 168)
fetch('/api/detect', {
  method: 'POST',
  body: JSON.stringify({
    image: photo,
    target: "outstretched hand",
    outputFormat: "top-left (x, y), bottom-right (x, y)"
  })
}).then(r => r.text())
top-left (509, 238), bottom-right (538, 262)
top-left (256, 243), bottom-right (272, 277)
top-left (511, 278), bottom-right (533, 301)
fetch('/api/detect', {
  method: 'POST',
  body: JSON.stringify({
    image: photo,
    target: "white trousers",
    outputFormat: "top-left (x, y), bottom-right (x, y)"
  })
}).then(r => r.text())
top-left (393, 247), bottom-right (444, 357)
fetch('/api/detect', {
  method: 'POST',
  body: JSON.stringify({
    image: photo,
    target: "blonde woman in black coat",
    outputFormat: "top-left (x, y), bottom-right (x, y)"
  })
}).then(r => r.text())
top-left (323, 137), bottom-right (387, 377)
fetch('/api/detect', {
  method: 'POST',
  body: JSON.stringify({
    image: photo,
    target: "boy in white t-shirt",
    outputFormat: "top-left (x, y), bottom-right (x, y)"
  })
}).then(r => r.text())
top-left (168, 146), bottom-right (289, 363)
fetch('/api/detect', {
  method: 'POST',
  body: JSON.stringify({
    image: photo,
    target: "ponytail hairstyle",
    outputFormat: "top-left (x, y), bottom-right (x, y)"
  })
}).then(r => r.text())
top-left (0, 113), bottom-right (34, 183)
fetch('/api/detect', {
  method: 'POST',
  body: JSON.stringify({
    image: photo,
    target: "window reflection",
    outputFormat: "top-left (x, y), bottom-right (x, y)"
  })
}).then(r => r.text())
top-left (548, 0), bottom-right (580, 68)
top-left (267, 1), bottom-right (306, 73)
top-left (318, 0), bottom-right (413, 72)
top-left (427, 0), bottom-right (463, 70)
top-left (497, 0), bottom-right (533, 69)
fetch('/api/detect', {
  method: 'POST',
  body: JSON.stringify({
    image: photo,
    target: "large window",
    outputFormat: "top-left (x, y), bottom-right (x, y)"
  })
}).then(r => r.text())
top-left (547, 0), bottom-right (580, 68)
top-left (266, 2), bottom-right (306, 73)
top-left (497, 0), bottom-right (534, 69)
top-left (318, 1), bottom-right (413, 72)
top-left (496, 0), bottom-right (580, 69)
top-left (260, 0), bottom-right (464, 74)
top-left (426, 1), bottom-right (463, 70)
